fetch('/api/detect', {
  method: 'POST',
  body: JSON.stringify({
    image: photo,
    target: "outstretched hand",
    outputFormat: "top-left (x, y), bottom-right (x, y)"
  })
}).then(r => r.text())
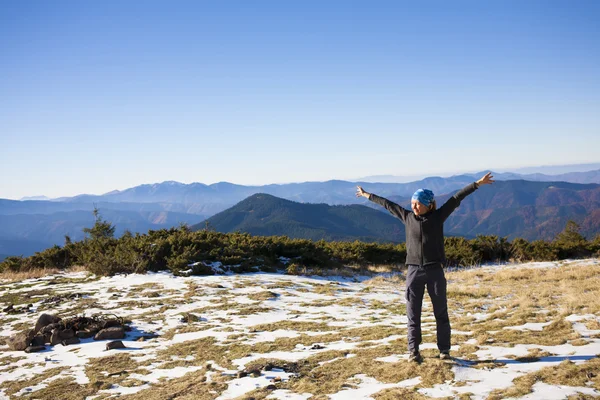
top-left (477, 172), bottom-right (495, 186)
top-left (356, 186), bottom-right (370, 198)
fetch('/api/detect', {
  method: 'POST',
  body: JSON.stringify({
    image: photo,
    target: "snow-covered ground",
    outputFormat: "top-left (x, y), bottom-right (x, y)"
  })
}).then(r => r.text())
top-left (0, 258), bottom-right (599, 399)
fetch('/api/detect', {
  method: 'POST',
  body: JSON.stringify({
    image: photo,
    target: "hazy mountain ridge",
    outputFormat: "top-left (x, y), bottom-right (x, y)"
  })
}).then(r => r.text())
top-left (0, 209), bottom-right (203, 257)
top-left (358, 169), bottom-right (600, 184)
top-left (2, 174), bottom-right (599, 257)
top-left (196, 181), bottom-right (600, 242)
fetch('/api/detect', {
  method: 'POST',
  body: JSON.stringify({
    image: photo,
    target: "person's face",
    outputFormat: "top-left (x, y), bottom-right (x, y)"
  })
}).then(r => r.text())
top-left (411, 200), bottom-right (429, 216)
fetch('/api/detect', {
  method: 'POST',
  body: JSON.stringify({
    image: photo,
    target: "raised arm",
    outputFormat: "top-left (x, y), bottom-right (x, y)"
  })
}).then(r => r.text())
top-left (438, 172), bottom-right (494, 221)
top-left (356, 186), bottom-right (410, 224)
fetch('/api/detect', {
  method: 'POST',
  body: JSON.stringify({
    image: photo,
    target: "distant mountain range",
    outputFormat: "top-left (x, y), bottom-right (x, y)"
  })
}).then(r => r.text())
top-left (357, 169), bottom-right (600, 184)
top-left (192, 181), bottom-right (600, 243)
top-left (2, 169), bottom-right (599, 259)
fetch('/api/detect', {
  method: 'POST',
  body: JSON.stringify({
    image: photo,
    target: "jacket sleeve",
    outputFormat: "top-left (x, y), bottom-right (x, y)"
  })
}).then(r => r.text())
top-left (368, 193), bottom-right (410, 224)
top-left (438, 182), bottom-right (479, 222)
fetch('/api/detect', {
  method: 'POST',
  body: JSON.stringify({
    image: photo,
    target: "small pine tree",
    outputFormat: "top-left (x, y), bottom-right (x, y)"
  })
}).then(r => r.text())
top-left (553, 220), bottom-right (589, 259)
top-left (202, 221), bottom-right (215, 232)
top-left (554, 220), bottom-right (586, 246)
top-left (83, 208), bottom-right (115, 240)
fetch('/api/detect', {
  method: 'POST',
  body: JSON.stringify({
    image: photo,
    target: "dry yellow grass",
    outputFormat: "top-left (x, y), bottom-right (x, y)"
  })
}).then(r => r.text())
top-left (0, 265), bottom-right (88, 282)
top-left (0, 366), bottom-right (68, 396)
top-left (119, 368), bottom-right (229, 400)
top-left (489, 358), bottom-right (600, 399)
top-left (284, 347), bottom-right (452, 395)
top-left (373, 387), bottom-right (448, 399)
top-left (247, 290), bottom-right (278, 301)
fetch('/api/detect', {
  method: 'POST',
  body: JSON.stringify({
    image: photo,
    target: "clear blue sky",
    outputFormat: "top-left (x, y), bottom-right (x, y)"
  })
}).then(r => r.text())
top-left (1, 0), bottom-right (599, 199)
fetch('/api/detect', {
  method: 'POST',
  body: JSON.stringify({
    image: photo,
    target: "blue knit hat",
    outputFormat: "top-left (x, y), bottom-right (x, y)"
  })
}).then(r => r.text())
top-left (412, 189), bottom-right (434, 206)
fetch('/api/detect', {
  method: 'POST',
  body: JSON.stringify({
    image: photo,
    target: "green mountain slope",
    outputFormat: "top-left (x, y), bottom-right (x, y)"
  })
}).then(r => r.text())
top-left (193, 193), bottom-right (405, 243)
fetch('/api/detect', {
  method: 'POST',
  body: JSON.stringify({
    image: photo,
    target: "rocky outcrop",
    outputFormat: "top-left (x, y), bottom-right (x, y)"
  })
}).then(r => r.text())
top-left (7, 313), bottom-right (129, 352)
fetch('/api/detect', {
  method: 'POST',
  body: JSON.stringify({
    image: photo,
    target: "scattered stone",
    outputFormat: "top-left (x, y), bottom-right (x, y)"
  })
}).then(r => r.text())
top-left (50, 329), bottom-right (75, 346)
top-left (107, 369), bottom-right (127, 376)
top-left (34, 314), bottom-right (62, 334)
top-left (237, 371), bottom-right (248, 378)
top-left (264, 363), bottom-right (273, 371)
top-left (135, 333), bottom-right (159, 341)
top-left (102, 319), bottom-right (122, 329)
top-left (181, 313), bottom-right (201, 323)
top-left (311, 344), bottom-right (325, 350)
top-left (25, 345), bottom-right (46, 353)
top-left (3, 303), bottom-right (34, 315)
top-left (31, 334), bottom-right (46, 347)
top-left (76, 330), bottom-right (95, 339)
top-left (40, 323), bottom-right (63, 336)
top-left (61, 337), bottom-right (81, 346)
top-left (13, 313), bottom-right (132, 352)
top-left (7, 330), bottom-right (34, 351)
top-left (94, 327), bottom-right (125, 341)
top-left (266, 384), bottom-right (277, 390)
top-left (249, 368), bottom-right (261, 377)
top-left (106, 340), bottom-right (126, 350)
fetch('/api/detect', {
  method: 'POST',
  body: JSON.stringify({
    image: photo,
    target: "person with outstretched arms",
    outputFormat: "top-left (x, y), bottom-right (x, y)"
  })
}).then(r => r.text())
top-left (356, 172), bottom-right (494, 362)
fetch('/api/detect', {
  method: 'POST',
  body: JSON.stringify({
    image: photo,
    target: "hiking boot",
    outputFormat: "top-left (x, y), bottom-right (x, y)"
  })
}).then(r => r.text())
top-left (439, 351), bottom-right (451, 360)
top-left (408, 351), bottom-right (422, 363)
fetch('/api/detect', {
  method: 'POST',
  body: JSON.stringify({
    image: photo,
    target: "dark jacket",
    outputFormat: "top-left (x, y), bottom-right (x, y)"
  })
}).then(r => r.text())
top-left (369, 182), bottom-right (479, 266)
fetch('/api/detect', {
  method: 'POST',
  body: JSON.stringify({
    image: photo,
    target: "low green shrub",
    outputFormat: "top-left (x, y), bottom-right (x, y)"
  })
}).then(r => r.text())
top-left (0, 215), bottom-right (595, 276)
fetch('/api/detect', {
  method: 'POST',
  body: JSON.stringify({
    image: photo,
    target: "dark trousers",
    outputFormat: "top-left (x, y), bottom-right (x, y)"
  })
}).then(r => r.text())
top-left (405, 264), bottom-right (451, 353)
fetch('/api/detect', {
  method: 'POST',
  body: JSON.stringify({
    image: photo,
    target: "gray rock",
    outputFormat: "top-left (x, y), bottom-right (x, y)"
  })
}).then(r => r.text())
top-left (94, 327), bottom-right (125, 341)
top-left (61, 337), bottom-right (81, 346)
top-left (249, 368), bottom-right (261, 377)
top-left (40, 323), bottom-right (63, 335)
top-left (7, 330), bottom-right (34, 351)
top-left (34, 314), bottom-right (62, 334)
top-left (76, 330), bottom-right (95, 339)
top-left (31, 334), bottom-right (46, 347)
top-left (105, 340), bottom-right (126, 350)
top-left (181, 313), bottom-right (201, 323)
top-left (102, 319), bottom-right (122, 329)
top-left (50, 329), bottom-right (75, 346)
top-left (25, 345), bottom-right (46, 353)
